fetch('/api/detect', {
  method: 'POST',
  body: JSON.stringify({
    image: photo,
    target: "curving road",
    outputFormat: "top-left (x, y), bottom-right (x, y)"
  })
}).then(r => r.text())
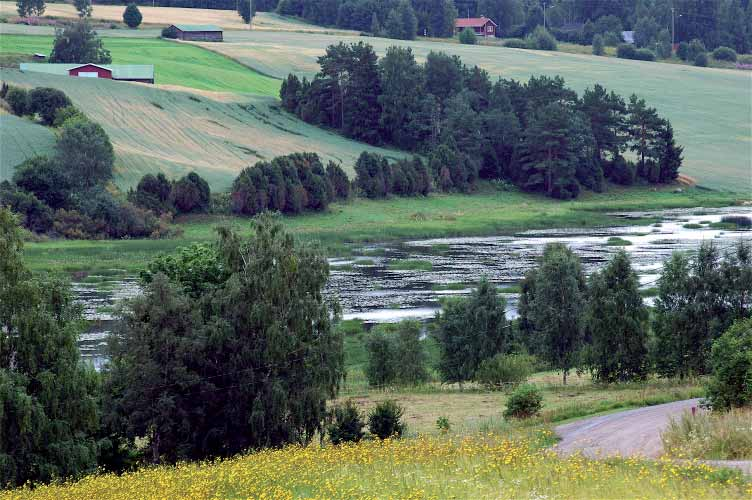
top-left (554, 398), bottom-right (752, 474)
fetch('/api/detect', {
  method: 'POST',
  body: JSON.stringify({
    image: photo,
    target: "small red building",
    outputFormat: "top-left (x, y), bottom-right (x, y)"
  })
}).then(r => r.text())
top-left (68, 64), bottom-right (113, 79)
top-left (455, 17), bottom-right (498, 37)
top-left (20, 63), bottom-right (155, 84)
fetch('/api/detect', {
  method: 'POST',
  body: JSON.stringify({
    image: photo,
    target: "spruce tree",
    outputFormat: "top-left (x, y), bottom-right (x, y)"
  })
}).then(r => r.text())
top-left (657, 120), bottom-right (683, 183)
top-left (626, 94), bottom-right (663, 181)
top-left (0, 208), bottom-right (100, 486)
top-left (585, 251), bottom-right (649, 383)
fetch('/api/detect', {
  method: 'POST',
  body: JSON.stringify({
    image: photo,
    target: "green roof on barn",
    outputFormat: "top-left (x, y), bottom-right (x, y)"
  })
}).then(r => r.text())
top-left (171, 24), bottom-right (223, 32)
top-left (19, 63), bottom-right (155, 80)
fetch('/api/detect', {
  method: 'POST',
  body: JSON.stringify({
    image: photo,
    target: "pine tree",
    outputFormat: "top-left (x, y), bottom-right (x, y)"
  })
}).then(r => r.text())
top-left (123, 3), bottom-right (142, 29)
top-left (585, 251), bottom-right (649, 383)
top-left (0, 208), bottom-right (100, 486)
top-left (527, 243), bottom-right (586, 385)
top-left (626, 94), bottom-right (663, 181)
top-left (579, 84), bottom-right (627, 163)
top-left (378, 46), bottom-right (423, 149)
top-left (73, 0), bottom-right (91, 18)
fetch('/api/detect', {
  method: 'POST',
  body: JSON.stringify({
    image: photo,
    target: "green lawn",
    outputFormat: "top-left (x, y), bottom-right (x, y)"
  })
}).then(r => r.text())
top-left (1, 34), bottom-right (280, 95)
top-left (0, 114), bottom-right (57, 182)
top-left (22, 185), bottom-right (744, 275)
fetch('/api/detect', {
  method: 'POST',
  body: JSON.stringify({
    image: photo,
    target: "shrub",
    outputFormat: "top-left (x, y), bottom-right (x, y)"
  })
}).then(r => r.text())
top-left (720, 215), bottom-right (752, 228)
top-left (503, 38), bottom-right (530, 49)
top-left (365, 330), bottom-right (397, 387)
top-left (687, 39), bottom-right (706, 61)
top-left (616, 43), bottom-right (637, 59)
top-left (694, 51), bottom-right (708, 67)
top-left (677, 41), bottom-right (689, 60)
top-left (123, 3), bottom-right (142, 29)
top-left (129, 173), bottom-right (173, 215)
top-left (712, 46), bottom-right (737, 62)
top-left (436, 416), bottom-right (450, 433)
top-left (706, 318), bottom-right (752, 410)
top-left (475, 353), bottom-right (536, 390)
top-left (603, 31), bottom-right (622, 46)
top-left (634, 48), bottom-right (655, 61)
top-left (503, 384), bottom-right (543, 419)
top-left (368, 400), bottom-right (404, 439)
top-left (592, 34), bottom-right (604, 55)
top-left (365, 321), bottom-right (429, 387)
top-left (0, 181), bottom-right (54, 233)
top-left (528, 26), bottom-right (557, 51)
top-left (327, 400), bottom-right (365, 445)
top-left (13, 156), bottom-right (71, 209)
top-left (28, 87), bottom-right (72, 125)
top-left (607, 156), bottom-right (636, 185)
top-left (161, 25), bottom-right (178, 38)
top-left (5, 86), bottom-right (29, 116)
top-left (458, 27), bottom-right (476, 45)
top-left (52, 105), bottom-right (84, 127)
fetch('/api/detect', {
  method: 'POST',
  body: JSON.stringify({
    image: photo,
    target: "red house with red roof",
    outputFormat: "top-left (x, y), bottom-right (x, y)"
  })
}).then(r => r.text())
top-left (455, 16), bottom-right (498, 37)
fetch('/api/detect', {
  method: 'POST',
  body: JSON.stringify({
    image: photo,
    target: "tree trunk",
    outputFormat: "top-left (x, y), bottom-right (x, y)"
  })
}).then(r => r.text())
top-left (563, 369), bottom-right (568, 386)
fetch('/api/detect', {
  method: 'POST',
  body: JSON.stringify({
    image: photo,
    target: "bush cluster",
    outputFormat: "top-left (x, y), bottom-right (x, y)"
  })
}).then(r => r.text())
top-left (365, 321), bottom-right (430, 387)
top-left (231, 153), bottom-right (349, 216)
top-left (130, 172), bottom-right (211, 216)
top-left (503, 384), bottom-right (543, 419)
top-left (712, 46), bottom-right (737, 62)
top-left (475, 353), bottom-right (536, 390)
top-left (616, 44), bottom-right (655, 61)
top-left (327, 400), bottom-right (365, 445)
top-left (367, 400), bottom-right (405, 439)
top-left (354, 153), bottom-right (431, 198)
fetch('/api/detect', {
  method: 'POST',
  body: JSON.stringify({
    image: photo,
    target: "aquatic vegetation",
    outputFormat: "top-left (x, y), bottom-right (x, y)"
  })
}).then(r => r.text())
top-left (4, 433), bottom-right (749, 500)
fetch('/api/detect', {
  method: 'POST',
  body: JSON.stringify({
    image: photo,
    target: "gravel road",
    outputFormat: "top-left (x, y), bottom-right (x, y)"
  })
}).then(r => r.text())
top-left (554, 398), bottom-right (752, 474)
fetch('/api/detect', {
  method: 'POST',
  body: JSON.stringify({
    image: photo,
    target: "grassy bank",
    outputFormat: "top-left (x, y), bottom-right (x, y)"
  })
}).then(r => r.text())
top-left (22, 185), bottom-right (744, 276)
top-left (3, 432), bottom-right (749, 499)
top-left (662, 407), bottom-right (752, 460)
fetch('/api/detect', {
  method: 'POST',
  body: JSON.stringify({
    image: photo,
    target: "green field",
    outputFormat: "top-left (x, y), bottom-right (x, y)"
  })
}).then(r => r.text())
top-left (0, 67), bottom-right (402, 190)
top-left (21, 185), bottom-right (743, 275)
top-left (0, 114), bottom-right (57, 181)
top-left (204, 30), bottom-right (752, 191)
top-left (0, 35), bottom-right (280, 95)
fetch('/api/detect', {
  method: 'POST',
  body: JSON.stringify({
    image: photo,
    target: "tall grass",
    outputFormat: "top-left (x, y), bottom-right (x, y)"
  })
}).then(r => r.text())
top-left (662, 407), bottom-right (752, 460)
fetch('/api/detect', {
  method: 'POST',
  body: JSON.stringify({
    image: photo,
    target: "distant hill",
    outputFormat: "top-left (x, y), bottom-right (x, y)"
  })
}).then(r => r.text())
top-left (0, 114), bottom-right (56, 182)
top-left (0, 69), bottom-right (404, 191)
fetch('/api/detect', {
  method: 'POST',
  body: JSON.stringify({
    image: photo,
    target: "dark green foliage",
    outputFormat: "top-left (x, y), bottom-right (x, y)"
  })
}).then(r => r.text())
top-left (171, 172), bottom-right (210, 214)
top-left (633, 16), bottom-right (659, 48)
top-left (365, 321), bottom-right (429, 386)
top-left (232, 153), bottom-right (338, 216)
top-left (238, 0), bottom-right (255, 23)
top-left (686, 38), bottom-right (707, 62)
top-left (53, 105), bottom-right (85, 127)
top-left (13, 156), bottom-right (71, 209)
top-left (527, 26), bottom-right (556, 50)
top-left (326, 161), bottom-right (351, 200)
top-left (524, 243), bottom-right (585, 385)
top-left (4, 86), bottom-right (29, 116)
top-left (279, 73), bottom-right (302, 113)
top-left (55, 117), bottom-right (114, 189)
top-left (49, 21), bottom-right (112, 64)
top-left (592, 33), bottom-right (605, 55)
top-left (617, 44), bottom-right (655, 61)
top-left (16, 0), bottom-right (45, 17)
top-left (434, 279), bottom-right (508, 385)
top-left (105, 216), bottom-right (344, 463)
top-left (129, 173), bottom-right (172, 215)
top-left (368, 400), bottom-right (404, 439)
top-left (0, 209), bottom-right (100, 486)
top-left (585, 251), bottom-right (649, 383)
top-left (69, 187), bottom-right (167, 239)
top-left (428, 143), bottom-right (478, 193)
top-left (161, 25), bottom-right (178, 38)
top-left (28, 87), bottom-right (71, 126)
top-left (706, 318), bottom-right (752, 410)
top-left (694, 51), bottom-right (708, 67)
top-left (74, 0), bottom-right (92, 17)
top-left (503, 38), bottom-right (530, 48)
top-left (713, 46), bottom-right (737, 61)
top-left (459, 27), bottom-right (477, 44)
top-left (626, 94), bottom-right (663, 181)
top-left (377, 46), bottom-right (423, 149)
top-left (474, 353), bottom-right (536, 390)
top-left (122, 3), bottom-right (142, 28)
top-left (355, 152), bottom-right (430, 198)
top-left (385, 0), bottom-right (417, 40)
top-left (655, 29), bottom-right (672, 58)
top-left (677, 41), bottom-right (690, 60)
top-left (653, 241), bottom-right (752, 378)
top-left (0, 181), bottom-right (54, 233)
top-left (503, 384), bottom-right (542, 419)
top-left (327, 400), bottom-right (365, 445)
top-left (657, 121), bottom-right (683, 183)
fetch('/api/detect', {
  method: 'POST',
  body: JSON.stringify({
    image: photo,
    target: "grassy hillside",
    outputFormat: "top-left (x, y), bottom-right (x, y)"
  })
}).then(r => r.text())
top-left (21, 185), bottom-right (743, 275)
top-left (0, 68), bottom-right (403, 190)
top-left (1, 35), bottom-right (280, 95)
top-left (204, 30), bottom-right (752, 191)
top-left (0, 114), bottom-right (56, 181)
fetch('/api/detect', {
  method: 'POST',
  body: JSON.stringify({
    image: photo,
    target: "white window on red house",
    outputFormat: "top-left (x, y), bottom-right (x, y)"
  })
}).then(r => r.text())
top-left (77, 72), bottom-right (100, 78)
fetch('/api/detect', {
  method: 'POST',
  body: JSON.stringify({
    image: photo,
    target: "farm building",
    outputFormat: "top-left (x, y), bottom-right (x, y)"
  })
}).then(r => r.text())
top-left (19, 63), bottom-right (155, 83)
top-left (455, 17), bottom-right (498, 37)
top-left (170, 24), bottom-right (223, 42)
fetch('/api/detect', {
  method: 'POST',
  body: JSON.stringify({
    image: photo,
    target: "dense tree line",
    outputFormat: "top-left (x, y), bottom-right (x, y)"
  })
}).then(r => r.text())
top-left (276, 0), bottom-right (456, 38)
top-left (281, 42), bottom-right (682, 199)
top-left (230, 153), bottom-right (350, 216)
top-left (0, 86), bottom-right (176, 239)
top-left (129, 172), bottom-right (211, 216)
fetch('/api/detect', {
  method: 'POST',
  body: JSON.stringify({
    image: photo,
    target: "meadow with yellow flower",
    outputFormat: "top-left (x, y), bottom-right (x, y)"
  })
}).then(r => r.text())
top-left (3, 431), bottom-right (749, 500)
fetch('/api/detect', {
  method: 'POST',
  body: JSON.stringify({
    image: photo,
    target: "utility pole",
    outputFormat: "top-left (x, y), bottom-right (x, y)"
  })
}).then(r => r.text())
top-left (671, 7), bottom-right (675, 45)
top-left (249, 0), bottom-right (253, 29)
top-left (542, 1), bottom-right (547, 30)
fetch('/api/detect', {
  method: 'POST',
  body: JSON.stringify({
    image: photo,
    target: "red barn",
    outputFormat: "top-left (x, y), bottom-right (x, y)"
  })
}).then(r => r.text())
top-left (455, 17), bottom-right (498, 37)
top-left (20, 63), bottom-right (155, 84)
